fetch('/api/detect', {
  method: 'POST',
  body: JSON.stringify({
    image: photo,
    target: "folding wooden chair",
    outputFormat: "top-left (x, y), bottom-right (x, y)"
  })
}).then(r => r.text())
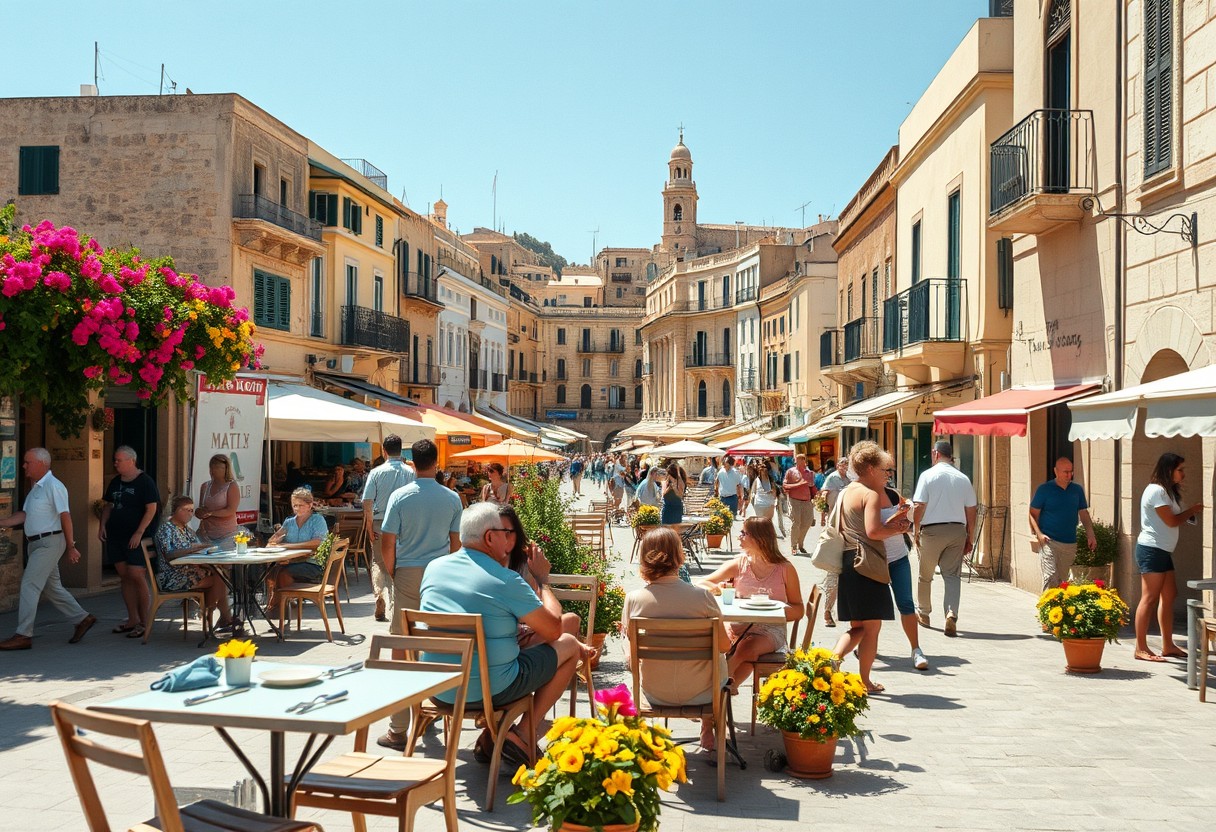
top-left (569, 513), bottom-right (607, 559)
top-left (549, 573), bottom-right (598, 716)
top-left (277, 538), bottom-right (348, 642)
top-left (750, 584), bottom-right (822, 733)
top-left (588, 500), bottom-right (614, 545)
top-left (400, 609), bottom-right (535, 810)
top-left (51, 700), bottom-right (319, 832)
top-left (629, 616), bottom-right (727, 801)
top-left (334, 516), bottom-right (369, 600)
top-left (1200, 617), bottom-right (1216, 702)
top-left (142, 541), bottom-right (209, 644)
top-left (290, 634), bottom-right (472, 832)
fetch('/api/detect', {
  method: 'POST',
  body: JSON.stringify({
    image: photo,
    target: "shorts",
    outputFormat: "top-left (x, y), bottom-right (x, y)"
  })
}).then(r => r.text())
top-left (105, 538), bottom-right (148, 568)
top-left (1134, 543), bottom-right (1175, 574)
top-left (468, 643), bottom-right (558, 707)
top-left (285, 561), bottom-right (324, 583)
top-left (720, 495), bottom-right (739, 515)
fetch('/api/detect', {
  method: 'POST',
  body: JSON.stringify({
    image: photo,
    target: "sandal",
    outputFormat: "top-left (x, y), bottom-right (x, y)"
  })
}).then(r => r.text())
top-left (865, 682), bottom-right (886, 694)
top-left (126, 625), bottom-right (146, 639)
top-left (473, 730), bottom-right (493, 764)
top-left (112, 623), bottom-right (136, 634)
top-left (1162, 648), bottom-right (1188, 659)
top-left (500, 736), bottom-right (535, 770)
top-left (1135, 650), bottom-right (1166, 662)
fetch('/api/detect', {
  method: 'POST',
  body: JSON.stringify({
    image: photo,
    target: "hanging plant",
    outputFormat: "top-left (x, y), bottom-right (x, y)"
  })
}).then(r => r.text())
top-left (90, 407), bottom-right (115, 433)
top-left (0, 203), bottom-right (263, 436)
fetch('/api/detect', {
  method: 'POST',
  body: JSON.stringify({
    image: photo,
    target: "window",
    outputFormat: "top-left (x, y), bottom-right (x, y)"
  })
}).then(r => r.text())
top-left (375, 215), bottom-right (384, 247)
top-left (616, 257), bottom-right (627, 267)
top-left (636, 330), bottom-right (643, 345)
top-left (346, 263), bottom-right (358, 306)
top-left (783, 354), bottom-right (791, 383)
top-left (373, 273), bottom-right (384, 311)
top-left (557, 384), bottom-right (567, 404)
top-left (871, 268), bottom-right (880, 316)
top-left (696, 381), bottom-right (707, 417)
top-left (309, 258), bottom-right (324, 337)
top-left (253, 269), bottom-right (291, 332)
top-left (1144, 0), bottom-right (1174, 177)
top-left (947, 191), bottom-right (961, 279)
top-left (780, 317), bottom-right (785, 335)
top-left (343, 197), bottom-right (363, 234)
top-left (911, 221), bottom-right (922, 284)
top-left (634, 359), bottom-right (643, 378)
top-left (580, 384), bottom-right (592, 409)
top-left (583, 296), bottom-right (592, 308)
top-left (722, 380), bottom-right (731, 417)
top-left (582, 358), bottom-right (591, 377)
top-left (18, 146), bottom-right (59, 195)
top-left (673, 203), bottom-right (683, 221)
top-left (280, 178), bottom-right (289, 206)
top-left (609, 359), bottom-right (619, 377)
top-left (847, 284), bottom-right (853, 319)
top-left (557, 358), bottom-right (567, 379)
top-left (616, 288), bottom-right (623, 298)
top-left (795, 351), bottom-right (800, 379)
top-left (310, 192), bottom-right (338, 226)
top-left (634, 385), bottom-right (643, 408)
top-left (609, 386), bottom-right (624, 409)
top-left (253, 163), bottom-right (264, 197)
top-left (884, 260), bottom-right (891, 297)
top-left (557, 328), bottom-right (566, 345)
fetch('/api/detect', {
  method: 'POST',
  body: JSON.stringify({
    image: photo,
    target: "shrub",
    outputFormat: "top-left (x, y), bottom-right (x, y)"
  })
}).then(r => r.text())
top-left (1073, 519), bottom-right (1119, 567)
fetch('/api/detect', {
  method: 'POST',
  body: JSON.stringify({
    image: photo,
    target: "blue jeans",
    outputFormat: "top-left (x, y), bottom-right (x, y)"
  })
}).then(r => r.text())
top-left (888, 555), bottom-right (915, 616)
top-left (720, 495), bottom-right (739, 516)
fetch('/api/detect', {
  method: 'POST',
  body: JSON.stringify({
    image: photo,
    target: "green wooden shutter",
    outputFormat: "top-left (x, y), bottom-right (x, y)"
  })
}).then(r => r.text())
top-left (18, 146), bottom-right (59, 195)
top-left (400, 243), bottom-right (410, 293)
top-left (308, 190), bottom-right (319, 221)
top-left (342, 197), bottom-right (353, 230)
top-left (353, 203), bottom-right (363, 235)
top-left (276, 276), bottom-right (291, 330)
top-left (325, 194), bottom-right (338, 226)
top-left (253, 271), bottom-right (269, 327)
top-left (1144, 0), bottom-right (1173, 177)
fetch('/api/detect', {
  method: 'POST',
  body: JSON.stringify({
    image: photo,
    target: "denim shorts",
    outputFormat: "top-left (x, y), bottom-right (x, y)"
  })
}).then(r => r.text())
top-left (1134, 543), bottom-right (1175, 574)
top-left (888, 555), bottom-right (915, 615)
top-left (720, 495), bottom-right (739, 515)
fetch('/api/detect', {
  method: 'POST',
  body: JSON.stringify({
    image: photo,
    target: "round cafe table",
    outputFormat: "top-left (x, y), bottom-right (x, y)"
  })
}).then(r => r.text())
top-left (172, 547), bottom-right (312, 644)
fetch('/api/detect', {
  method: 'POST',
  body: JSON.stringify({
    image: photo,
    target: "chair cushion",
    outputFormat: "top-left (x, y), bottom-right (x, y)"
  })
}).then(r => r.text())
top-left (295, 752), bottom-right (446, 799)
top-left (140, 799), bottom-right (320, 831)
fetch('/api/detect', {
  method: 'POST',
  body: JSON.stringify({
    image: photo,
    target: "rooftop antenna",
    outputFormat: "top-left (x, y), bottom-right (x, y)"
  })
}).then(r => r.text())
top-left (94, 42), bottom-right (100, 92)
top-left (589, 226), bottom-right (600, 260)
top-left (795, 199), bottom-right (812, 227)
top-left (492, 171), bottom-right (498, 231)
top-left (159, 64), bottom-right (177, 96)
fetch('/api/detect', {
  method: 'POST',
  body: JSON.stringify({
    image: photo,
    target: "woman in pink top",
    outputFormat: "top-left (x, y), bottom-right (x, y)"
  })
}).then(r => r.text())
top-left (699, 517), bottom-right (804, 690)
top-left (195, 454), bottom-right (241, 549)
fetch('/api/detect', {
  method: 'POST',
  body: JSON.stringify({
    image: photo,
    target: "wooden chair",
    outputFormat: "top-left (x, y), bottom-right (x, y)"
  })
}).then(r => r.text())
top-left (334, 517), bottom-right (368, 602)
top-left (1200, 617), bottom-right (1216, 702)
top-left (628, 616), bottom-right (727, 801)
top-left (290, 634), bottom-right (472, 832)
top-left (50, 700), bottom-right (320, 832)
top-left (400, 609), bottom-right (535, 811)
top-left (548, 573), bottom-right (598, 716)
top-left (142, 541), bottom-right (209, 645)
top-left (278, 538), bottom-right (348, 642)
top-left (569, 513), bottom-right (607, 559)
top-left (588, 500), bottom-right (614, 545)
top-left (749, 584), bottom-right (822, 733)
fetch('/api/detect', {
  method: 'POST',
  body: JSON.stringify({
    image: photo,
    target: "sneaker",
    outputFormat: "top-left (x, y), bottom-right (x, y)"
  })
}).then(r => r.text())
top-left (915, 612), bottom-right (930, 627)
top-left (944, 615), bottom-right (957, 637)
top-left (912, 648), bottom-right (929, 671)
top-left (376, 730), bottom-right (408, 752)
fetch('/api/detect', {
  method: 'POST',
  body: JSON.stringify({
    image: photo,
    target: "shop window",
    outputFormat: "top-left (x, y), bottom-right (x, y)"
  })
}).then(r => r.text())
top-left (18, 146), bottom-right (60, 195)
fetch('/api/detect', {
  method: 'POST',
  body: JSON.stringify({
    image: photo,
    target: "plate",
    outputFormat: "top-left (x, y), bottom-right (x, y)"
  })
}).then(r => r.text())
top-left (739, 599), bottom-right (783, 610)
top-left (256, 546), bottom-right (287, 554)
top-left (258, 668), bottom-right (323, 688)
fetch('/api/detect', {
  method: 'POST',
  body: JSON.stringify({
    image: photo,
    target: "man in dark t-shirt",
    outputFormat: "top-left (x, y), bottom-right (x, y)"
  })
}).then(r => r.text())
top-left (99, 446), bottom-right (161, 637)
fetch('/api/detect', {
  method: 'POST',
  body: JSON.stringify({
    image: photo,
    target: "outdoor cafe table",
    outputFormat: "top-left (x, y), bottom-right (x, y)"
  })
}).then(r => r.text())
top-left (92, 661), bottom-right (461, 818)
top-left (172, 548), bottom-right (312, 642)
top-left (1186, 578), bottom-right (1216, 688)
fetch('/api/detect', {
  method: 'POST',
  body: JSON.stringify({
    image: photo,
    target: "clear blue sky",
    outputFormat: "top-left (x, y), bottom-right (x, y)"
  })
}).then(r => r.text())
top-left (6, 1), bottom-right (992, 263)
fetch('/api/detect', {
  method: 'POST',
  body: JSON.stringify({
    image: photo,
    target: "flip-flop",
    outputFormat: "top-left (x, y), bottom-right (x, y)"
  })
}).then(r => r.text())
top-left (1162, 650), bottom-right (1188, 659)
top-left (1135, 651), bottom-right (1166, 662)
top-left (126, 625), bottom-right (146, 639)
top-left (112, 623), bottom-right (136, 634)
top-left (865, 683), bottom-right (886, 694)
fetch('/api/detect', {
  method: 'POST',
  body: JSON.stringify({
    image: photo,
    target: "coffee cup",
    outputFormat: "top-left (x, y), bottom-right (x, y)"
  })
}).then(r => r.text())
top-left (752, 593), bottom-right (771, 605)
top-left (721, 587), bottom-right (735, 605)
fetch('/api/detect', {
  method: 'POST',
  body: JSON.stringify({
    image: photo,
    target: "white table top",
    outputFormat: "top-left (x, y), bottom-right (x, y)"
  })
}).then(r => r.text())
top-left (1186, 578), bottom-right (1216, 591)
top-left (714, 594), bottom-right (789, 624)
top-left (171, 548), bottom-right (312, 566)
top-left (93, 662), bottom-right (461, 736)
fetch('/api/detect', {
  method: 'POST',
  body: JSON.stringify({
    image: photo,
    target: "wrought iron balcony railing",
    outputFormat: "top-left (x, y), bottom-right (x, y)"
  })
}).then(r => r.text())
top-left (685, 352), bottom-right (733, 368)
top-left (882, 279), bottom-right (967, 352)
top-left (989, 109), bottom-right (1094, 216)
top-left (843, 316), bottom-right (880, 363)
top-left (820, 329), bottom-right (841, 369)
top-left (235, 194), bottom-right (322, 241)
top-left (340, 305), bottom-right (409, 353)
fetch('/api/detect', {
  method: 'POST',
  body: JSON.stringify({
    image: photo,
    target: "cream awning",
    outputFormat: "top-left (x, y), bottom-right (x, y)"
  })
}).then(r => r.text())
top-left (267, 382), bottom-right (435, 444)
top-left (1068, 365), bottom-right (1216, 440)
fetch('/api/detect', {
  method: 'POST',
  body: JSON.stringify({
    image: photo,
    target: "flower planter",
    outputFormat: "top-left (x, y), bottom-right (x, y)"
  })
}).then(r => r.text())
top-left (556, 822), bottom-right (639, 832)
top-left (224, 656), bottom-right (253, 686)
top-left (1062, 637), bottom-right (1106, 673)
top-left (781, 731), bottom-right (837, 779)
top-left (705, 534), bottom-right (724, 549)
top-left (589, 632), bottom-right (607, 671)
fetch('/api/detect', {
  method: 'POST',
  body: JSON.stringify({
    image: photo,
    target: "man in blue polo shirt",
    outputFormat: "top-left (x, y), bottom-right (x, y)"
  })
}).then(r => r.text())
top-left (1029, 457), bottom-right (1097, 591)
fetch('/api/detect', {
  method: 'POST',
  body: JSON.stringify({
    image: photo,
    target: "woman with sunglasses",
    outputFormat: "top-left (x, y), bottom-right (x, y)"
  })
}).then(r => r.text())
top-left (195, 453), bottom-right (241, 550)
top-left (498, 506), bottom-right (582, 648)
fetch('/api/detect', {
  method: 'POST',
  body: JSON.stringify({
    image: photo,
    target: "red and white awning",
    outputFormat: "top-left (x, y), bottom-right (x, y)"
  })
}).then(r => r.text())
top-left (933, 384), bottom-right (1099, 437)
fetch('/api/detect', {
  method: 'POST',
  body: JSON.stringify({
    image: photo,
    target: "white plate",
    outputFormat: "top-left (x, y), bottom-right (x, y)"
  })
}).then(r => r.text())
top-left (738, 599), bottom-right (783, 610)
top-left (256, 546), bottom-right (288, 554)
top-left (257, 668), bottom-right (323, 688)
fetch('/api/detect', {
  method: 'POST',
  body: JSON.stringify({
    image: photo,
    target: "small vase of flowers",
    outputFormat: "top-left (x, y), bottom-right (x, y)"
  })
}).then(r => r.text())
top-left (216, 638), bottom-right (257, 686)
top-left (233, 530), bottom-right (252, 554)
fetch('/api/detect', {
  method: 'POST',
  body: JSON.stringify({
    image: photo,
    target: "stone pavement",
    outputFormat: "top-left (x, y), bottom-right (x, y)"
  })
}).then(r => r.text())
top-left (2, 480), bottom-right (1215, 831)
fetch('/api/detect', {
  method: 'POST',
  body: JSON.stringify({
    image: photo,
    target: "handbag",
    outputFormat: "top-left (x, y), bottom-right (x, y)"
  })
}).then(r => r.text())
top-left (853, 539), bottom-right (891, 584)
top-left (810, 495), bottom-right (846, 574)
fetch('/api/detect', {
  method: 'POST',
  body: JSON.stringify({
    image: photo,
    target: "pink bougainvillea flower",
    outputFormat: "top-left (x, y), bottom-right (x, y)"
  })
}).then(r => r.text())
top-left (594, 684), bottom-right (637, 717)
top-left (43, 270), bottom-right (72, 292)
top-left (82, 366), bottom-right (102, 379)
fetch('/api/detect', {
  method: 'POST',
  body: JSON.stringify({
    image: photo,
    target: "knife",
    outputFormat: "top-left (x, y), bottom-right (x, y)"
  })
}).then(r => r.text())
top-left (184, 686), bottom-right (251, 706)
top-left (296, 690), bottom-right (349, 714)
top-left (324, 661), bottom-right (364, 678)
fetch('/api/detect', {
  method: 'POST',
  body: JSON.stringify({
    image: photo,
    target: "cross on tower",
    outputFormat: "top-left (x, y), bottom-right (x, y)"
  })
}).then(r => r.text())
top-left (678, 122), bottom-right (684, 143)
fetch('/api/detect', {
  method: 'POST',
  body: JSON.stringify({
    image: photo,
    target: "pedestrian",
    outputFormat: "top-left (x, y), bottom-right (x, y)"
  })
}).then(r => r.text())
top-left (661, 461), bottom-right (685, 524)
top-left (748, 462), bottom-right (780, 533)
top-left (767, 459), bottom-right (788, 538)
top-left (100, 446), bottom-right (160, 640)
top-left (1133, 452), bottom-right (1200, 662)
top-left (699, 457), bottom-right (719, 487)
top-left (783, 453), bottom-right (817, 554)
top-left (635, 466), bottom-right (664, 509)
top-left (377, 438), bottom-right (463, 751)
top-left (874, 464), bottom-right (929, 670)
top-left (911, 441), bottom-right (977, 637)
top-left (361, 434), bottom-right (416, 622)
top-left (818, 458), bottom-right (851, 627)
top-left (480, 462), bottom-right (513, 506)
top-left (714, 456), bottom-right (746, 517)
top-left (195, 453), bottom-right (241, 550)
top-left (0, 448), bottom-right (96, 650)
top-left (569, 455), bottom-right (584, 496)
top-left (1029, 457), bottom-right (1097, 591)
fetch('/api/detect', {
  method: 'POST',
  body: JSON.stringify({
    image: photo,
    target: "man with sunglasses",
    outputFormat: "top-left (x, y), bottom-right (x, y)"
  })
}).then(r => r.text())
top-left (1030, 457), bottom-right (1096, 591)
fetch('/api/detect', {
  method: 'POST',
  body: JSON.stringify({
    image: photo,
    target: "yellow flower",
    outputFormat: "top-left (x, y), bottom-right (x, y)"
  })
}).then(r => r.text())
top-left (534, 756), bottom-right (551, 774)
top-left (556, 746), bottom-right (585, 773)
top-left (603, 769), bottom-right (634, 797)
top-left (809, 714), bottom-right (820, 724)
top-left (830, 688), bottom-right (846, 706)
top-left (1066, 606), bottom-right (1076, 615)
top-left (638, 756), bottom-right (664, 775)
top-left (511, 764), bottom-right (529, 786)
top-left (614, 748), bottom-right (636, 763)
top-left (1048, 607), bottom-right (1064, 624)
top-left (546, 717), bottom-right (579, 741)
top-left (1065, 586), bottom-right (1081, 598)
top-left (1098, 596), bottom-right (1113, 610)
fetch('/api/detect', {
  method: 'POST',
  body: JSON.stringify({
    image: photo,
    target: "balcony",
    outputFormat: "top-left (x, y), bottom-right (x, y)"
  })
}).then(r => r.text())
top-left (820, 329), bottom-right (841, 370)
top-left (492, 373), bottom-right (508, 392)
top-left (516, 371), bottom-right (540, 386)
top-left (340, 306), bottom-right (409, 353)
top-left (735, 286), bottom-right (757, 304)
top-left (470, 369), bottom-right (489, 391)
top-left (843, 316), bottom-right (881, 363)
top-left (400, 362), bottom-right (439, 386)
top-left (882, 279), bottom-right (968, 382)
top-left (988, 109), bottom-right (1094, 233)
top-left (738, 370), bottom-right (758, 393)
top-left (339, 158), bottom-right (388, 190)
top-left (576, 340), bottom-right (626, 353)
top-left (234, 194), bottom-right (323, 242)
top-left (685, 352), bottom-right (734, 369)
top-left (402, 271), bottom-right (441, 306)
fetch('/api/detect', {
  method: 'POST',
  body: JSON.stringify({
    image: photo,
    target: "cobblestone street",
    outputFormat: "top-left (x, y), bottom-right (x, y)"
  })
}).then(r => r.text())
top-left (2, 483), bottom-right (1214, 831)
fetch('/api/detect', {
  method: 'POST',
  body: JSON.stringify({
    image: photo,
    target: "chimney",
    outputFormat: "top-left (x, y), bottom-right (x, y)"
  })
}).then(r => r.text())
top-left (80, 84), bottom-right (98, 97)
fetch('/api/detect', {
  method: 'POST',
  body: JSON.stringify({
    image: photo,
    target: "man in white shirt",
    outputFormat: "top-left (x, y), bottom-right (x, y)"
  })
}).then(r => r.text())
top-left (911, 441), bottom-right (977, 637)
top-left (714, 456), bottom-right (745, 517)
top-left (361, 434), bottom-right (416, 622)
top-left (0, 448), bottom-right (95, 650)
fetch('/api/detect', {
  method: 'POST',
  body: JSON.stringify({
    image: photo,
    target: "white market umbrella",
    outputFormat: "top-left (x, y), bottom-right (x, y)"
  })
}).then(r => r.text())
top-left (648, 439), bottom-right (726, 459)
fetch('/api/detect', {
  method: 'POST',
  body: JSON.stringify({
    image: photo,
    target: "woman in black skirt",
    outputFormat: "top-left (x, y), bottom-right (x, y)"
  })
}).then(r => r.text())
top-left (832, 441), bottom-right (910, 693)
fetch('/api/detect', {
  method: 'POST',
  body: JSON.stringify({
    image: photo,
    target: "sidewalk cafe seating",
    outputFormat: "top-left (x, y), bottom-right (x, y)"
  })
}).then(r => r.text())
top-left (1200, 617), bottom-right (1216, 702)
top-left (400, 609), bottom-right (535, 810)
top-left (334, 516), bottom-right (370, 601)
top-left (548, 573), bottom-right (599, 716)
top-left (568, 513), bottom-right (608, 559)
top-left (627, 616), bottom-right (727, 801)
top-left (588, 499), bottom-right (614, 545)
top-left (142, 541), bottom-right (210, 645)
top-left (277, 538), bottom-right (349, 642)
top-left (50, 700), bottom-right (321, 832)
top-left (289, 634), bottom-right (472, 832)
top-left (749, 584), bottom-right (821, 733)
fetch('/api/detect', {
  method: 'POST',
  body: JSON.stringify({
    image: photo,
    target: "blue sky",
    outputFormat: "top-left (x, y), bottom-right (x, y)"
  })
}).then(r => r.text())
top-left (6, 1), bottom-right (991, 263)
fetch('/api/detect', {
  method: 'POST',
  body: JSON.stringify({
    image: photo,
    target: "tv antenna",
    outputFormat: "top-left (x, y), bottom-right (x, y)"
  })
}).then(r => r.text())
top-left (795, 200), bottom-right (813, 227)
top-left (588, 226), bottom-right (600, 260)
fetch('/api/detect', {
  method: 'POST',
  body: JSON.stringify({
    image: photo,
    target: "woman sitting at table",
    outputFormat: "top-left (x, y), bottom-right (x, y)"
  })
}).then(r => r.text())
top-left (480, 462), bottom-right (513, 506)
top-left (153, 496), bottom-right (233, 631)
top-left (698, 516), bottom-right (804, 691)
top-left (498, 505), bottom-right (582, 648)
top-left (321, 463), bottom-right (355, 506)
top-left (623, 527), bottom-right (729, 752)
top-left (266, 487), bottom-right (329, 608)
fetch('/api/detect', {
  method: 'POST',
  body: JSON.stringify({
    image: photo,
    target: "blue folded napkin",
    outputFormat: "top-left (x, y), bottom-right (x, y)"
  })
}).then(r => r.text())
top-left (150, 656), bottom-right (223, 692)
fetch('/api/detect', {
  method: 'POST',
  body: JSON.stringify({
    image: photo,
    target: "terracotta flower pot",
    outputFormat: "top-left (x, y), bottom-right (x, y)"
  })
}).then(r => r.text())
top-left (557, 822), bottom-right (639, 832)
top-left (589, 632), bottom-right (607, 671)
top-left (705, 534), bottom-right (724, 549)
top-left (781, 731), bottom-right (837, 779)
top-left (1062, 637), bottom-right (1106, 673)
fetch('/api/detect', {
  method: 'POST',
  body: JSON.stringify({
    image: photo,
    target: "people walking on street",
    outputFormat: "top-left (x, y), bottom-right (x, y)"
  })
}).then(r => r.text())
top-left (875, 467), bottom-right (928, 670)
top-left (569, 455), bottom-right (584, 496)
top-left (748, 462), bottom-right (780, 534)
top-left (0, 448), bottom-right (95, 650)
top-left (911, 441), bottom-right (976, 637)
top-left (818, 458), bottom-right (850, 626)
top-left (783, 453), bottom-right (816, 553)
top-left (636, 466), bottom-right (664, 509)
top-left (100, 446), bottom-right (160, 640)
top-left (661, 461), bottom-right (686, 524)
top-left (714, 456), bottom-right (745, 517)
top-left (195, 453), bottom-right (241, 550)
top-left (699, 457), bottom-right (719, 487)
top-left (361, 434), bottom-right (416, 622)
top-left (767, 460), bottom-right (788, 538)
top-left (1029, 457), bottom-right (1097, 591)
top-left (1133, 452), bottom-right (1201, 662)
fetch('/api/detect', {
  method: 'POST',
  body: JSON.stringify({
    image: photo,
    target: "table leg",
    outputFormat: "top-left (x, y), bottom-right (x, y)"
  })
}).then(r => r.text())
top-left (270, 730), bottom-right (286, 817)
top-left (722, 692), bottom-right (747, 770)
top-left (215, 727), bottom-right (269, 813)
top-left (1187, 598), bottom-right (1203, 690)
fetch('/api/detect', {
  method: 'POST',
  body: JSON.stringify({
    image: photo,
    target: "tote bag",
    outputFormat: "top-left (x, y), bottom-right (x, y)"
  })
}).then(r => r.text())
top-left (810, 495), bottom-right (845, 574)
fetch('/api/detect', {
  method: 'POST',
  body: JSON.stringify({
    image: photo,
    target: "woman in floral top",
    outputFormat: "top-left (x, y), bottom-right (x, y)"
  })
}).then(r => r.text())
top-left (154, 496), bottom-right (233, 629)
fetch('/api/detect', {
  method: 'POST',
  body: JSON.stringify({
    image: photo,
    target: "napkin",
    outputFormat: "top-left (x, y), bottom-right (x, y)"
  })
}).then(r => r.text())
top-left (150, 656), bottom-right (223, 692)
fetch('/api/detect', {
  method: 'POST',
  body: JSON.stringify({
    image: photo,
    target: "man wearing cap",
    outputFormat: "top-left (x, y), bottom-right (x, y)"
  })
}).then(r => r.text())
top-left (0, 448), bottom-right (96, 650)
top-left (911, 441), bottom-right (977, 637)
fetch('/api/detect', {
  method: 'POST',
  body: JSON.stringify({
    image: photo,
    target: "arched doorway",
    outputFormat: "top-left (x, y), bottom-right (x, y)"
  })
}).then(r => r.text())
top-left (697, 381), bottom-right (707, 418)
top-left (580, 384), bottom-right (592, 409)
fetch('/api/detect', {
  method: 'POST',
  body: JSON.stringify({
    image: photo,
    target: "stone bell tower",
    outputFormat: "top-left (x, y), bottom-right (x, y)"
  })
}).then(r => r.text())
top-left (661, 128), bottom-right (698, 259)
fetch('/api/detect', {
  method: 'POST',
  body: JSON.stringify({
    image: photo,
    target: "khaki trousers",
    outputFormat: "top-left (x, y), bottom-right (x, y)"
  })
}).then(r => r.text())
top-left (915, 524), bottom-right (967, 619)
top-left (388, 565), bottom-right (427, 734)
top-left (789, 499), bottom-right (814, 552)
top-left (1039, 539), bottom-right (1078, 592)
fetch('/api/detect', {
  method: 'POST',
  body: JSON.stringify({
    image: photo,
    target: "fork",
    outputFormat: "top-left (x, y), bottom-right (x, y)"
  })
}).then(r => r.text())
top-left (287, 693), bottom-right (332, 713)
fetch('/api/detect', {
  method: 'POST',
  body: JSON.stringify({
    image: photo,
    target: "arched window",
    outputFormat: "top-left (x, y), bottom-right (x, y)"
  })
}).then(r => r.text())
top-left (557, 384), bottom-right (566, 404)
top-left (580, 384), bottom-right (592, 409)
top-left (722, 380), bottom-right (731, 417)
top-left (697, 381), bottom-right (707, 418)
top-left (673, 204), bottom-right (683, 222)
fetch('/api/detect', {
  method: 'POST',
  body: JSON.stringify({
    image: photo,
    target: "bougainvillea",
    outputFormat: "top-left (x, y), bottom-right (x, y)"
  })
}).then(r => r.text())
top-left (0, 204), bottom-right (262, 436)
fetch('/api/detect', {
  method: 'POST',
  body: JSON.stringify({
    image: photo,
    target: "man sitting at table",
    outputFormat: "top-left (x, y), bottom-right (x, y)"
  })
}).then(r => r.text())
top-left (409, 501), bottom-right (591, 767)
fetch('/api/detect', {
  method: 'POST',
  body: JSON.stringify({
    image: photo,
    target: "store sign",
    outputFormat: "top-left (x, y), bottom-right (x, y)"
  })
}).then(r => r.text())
top-left (448, 434), bottom-right (472, 446)
top-left (191, 375), bottom-right (267, 524)
top-left (547, 410), bottom-right (579, 421)
top-left (838, 416), bottom-right (870, 428)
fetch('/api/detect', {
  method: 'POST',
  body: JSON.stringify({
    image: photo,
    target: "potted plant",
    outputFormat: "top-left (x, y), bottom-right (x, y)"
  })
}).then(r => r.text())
top-left (1035, 580), bottom-right (1130, 673)
top-left (756, 647), bottom-right (870, 779)
top-left (1071, 520), bottom-right (1119, 585)
top-left (702, 512), bottom-right (730, 549)
top-left (630, 504), bottom-right (660, 532)
top-left (508, 684), bottom-right (686, 831)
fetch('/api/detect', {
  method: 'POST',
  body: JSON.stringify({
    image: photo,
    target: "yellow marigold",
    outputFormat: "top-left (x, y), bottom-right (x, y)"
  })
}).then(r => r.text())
top-left (809, 714), bottom-right (820, 724)
top-left (830, 688), bottom-right (846, 706)
top-left (603, 769), bottom-right (634, 797)
top-left (638, 756), bottom-right (664, 776)
top-left (1098, 596), bottom-right (1113, 610)
top-left (1065, 586), bottom-right (1081, 598)
top-left (812, 677), bottom-right (829, 692)
top-left (1049, 607), bottom-right (1064, 624)
top-left (1066, 605), bottom-right (1076, 615)
top-left (556, 746), bottom-right (585, 773)
top-left (1052, 626), bottom-right (1062, 637)
top-left (830, 672), bottom-right (846, 686)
